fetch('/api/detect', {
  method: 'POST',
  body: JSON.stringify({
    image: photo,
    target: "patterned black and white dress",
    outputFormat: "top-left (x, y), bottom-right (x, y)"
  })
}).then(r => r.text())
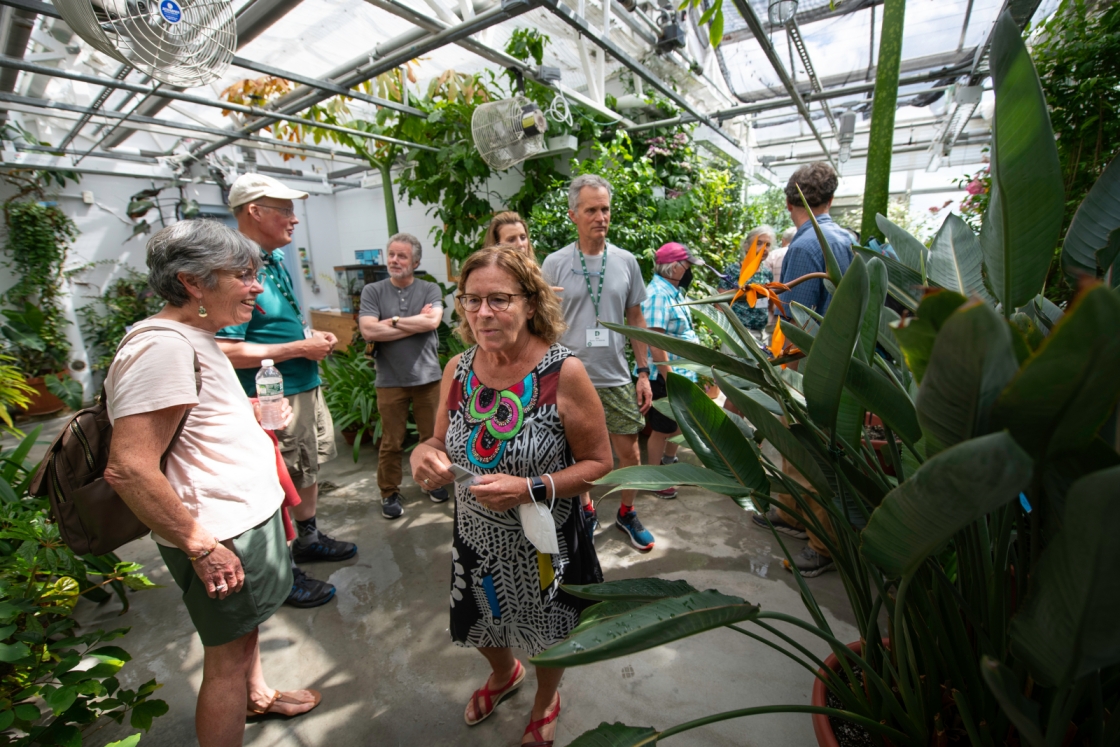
top-left (446, 343), bottom-right (601, 655)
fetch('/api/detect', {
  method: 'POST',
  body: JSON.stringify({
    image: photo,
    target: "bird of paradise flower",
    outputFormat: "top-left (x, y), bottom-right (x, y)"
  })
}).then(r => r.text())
top-left (729, 237), bottom-right (791, 310)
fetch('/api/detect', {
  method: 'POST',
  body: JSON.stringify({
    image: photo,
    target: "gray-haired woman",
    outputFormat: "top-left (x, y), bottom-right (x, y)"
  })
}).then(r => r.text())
top-left (104, 220), bottom-right (320, 746)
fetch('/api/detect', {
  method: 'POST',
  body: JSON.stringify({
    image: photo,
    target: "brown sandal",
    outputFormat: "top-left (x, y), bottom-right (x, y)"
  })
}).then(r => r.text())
top-left (246, 689), bottom-right (322, 719)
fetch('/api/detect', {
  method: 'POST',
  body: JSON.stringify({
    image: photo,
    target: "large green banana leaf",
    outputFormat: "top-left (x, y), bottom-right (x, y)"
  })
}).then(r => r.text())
top-left (876, 214), bottom-right (928, 273)
top-left (927, 213), bottom-right (994, 303)
top-left (915, 302), bottom-right (1019, 454)
top-left (595, 463), bottom-right (755, 498)
top-left (979, 658), bottom-right (1045, 747)
top-left (853, 245), bottom-right (922, 311)
top-left (564, 578), bottom-right (698, 601)
top-left (531, 590), bottom-right (760, 667)
top-left (991, 286), bottom-right (1120, 461)
top-left (688, 303), bottom-right (751, 359)
top-left (599, 322), bottom-right (766, 387)
top-left (1010, 466), bottom-right (1120, 687)
top-left (860, 432), bottom-right (1032, 577)
top-left (803, 255), bottom-right (869, 440)
top-left (1062, 155), bottom-right (1120, 276)
top-left (982, 10), bottom-right (1064, 312)
top-left (569, 723), bottom-right (659, 747)
top-left (666, 373), bottom-right (769, 502)
top-left (844, 358), bottom-right (922, 447)
top-left (835, 258), bottom-right (889, 446)
top-left (891, 290), bottom-right (968, 384)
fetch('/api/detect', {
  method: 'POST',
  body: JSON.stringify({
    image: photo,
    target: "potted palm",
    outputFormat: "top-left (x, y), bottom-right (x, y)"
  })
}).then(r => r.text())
top-left (529, 13), bottom-right (1120, 746)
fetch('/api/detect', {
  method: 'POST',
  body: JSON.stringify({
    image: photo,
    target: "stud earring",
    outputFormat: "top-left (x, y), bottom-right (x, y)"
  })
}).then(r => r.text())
top-left (198, 304), bottom-right (208, 318)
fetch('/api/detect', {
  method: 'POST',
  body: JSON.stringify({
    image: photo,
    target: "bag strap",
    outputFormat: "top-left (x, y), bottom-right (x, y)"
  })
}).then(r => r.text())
top-left (114, 324), bottom-right (203, 468)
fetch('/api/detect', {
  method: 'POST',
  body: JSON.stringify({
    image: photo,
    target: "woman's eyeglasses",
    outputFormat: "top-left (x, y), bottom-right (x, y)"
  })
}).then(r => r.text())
top-left (457, 293), bottom-right (531, 312)
top-left (231, 269), bottom-right (264, 286)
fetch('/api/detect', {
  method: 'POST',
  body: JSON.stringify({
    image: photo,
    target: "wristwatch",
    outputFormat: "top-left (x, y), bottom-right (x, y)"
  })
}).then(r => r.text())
top-left (391, 315), bottom-right (400, 327)
top-left (635, 366), bottom-right (651, 376)
top-left (530, 476), bottom-right (548, 503)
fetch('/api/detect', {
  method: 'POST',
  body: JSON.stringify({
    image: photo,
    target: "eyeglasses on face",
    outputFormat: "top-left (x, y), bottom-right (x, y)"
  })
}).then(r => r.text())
top-left (254, 204), bottom-right (296, 219)
top-left (457, 292), bottom-right (532, 312)
top-left (230, 269), bottom-right (264, 286)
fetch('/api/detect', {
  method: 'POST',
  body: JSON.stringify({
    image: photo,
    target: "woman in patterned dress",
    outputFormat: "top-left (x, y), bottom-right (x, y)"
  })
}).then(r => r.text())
top-left (410, 245), bottom-right (612, 746)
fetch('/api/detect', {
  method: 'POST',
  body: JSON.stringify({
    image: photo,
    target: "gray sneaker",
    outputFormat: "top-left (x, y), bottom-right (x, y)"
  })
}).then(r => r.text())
top-left (783, 546), bottom-right (835, 577)
top-left (382, 493), bottom-right (404, 520)
top-left (751, 509), bottom-right (808, 540)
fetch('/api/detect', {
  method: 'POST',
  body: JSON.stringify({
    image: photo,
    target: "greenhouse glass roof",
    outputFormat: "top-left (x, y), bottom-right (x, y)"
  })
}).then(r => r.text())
top-left (0, 0), bottom-right (1062, 194)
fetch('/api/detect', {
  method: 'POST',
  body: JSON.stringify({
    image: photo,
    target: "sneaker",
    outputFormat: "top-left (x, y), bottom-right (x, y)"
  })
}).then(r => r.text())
top-left (424, 486), bottom-right (450, 503)
top-left (291, 532), bottom-right (358, 563)
top-left (285, 567), bottom-right (336, 608)
top-left (582, 503), bottom-right (600, 533)
top-left (782, 546), bottom-right (835, 578)
top-left (382, 493), bottom-right (404, 520)
top-left (653, 486), bottom-right (678, 499)
top-left (615, 509), bottom-right (655, 551)
top-left (751, 509), bottom-right (808, 540)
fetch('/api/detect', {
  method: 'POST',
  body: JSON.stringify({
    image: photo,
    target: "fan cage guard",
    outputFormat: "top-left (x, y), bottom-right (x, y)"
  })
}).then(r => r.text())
top-left (56, 0), bottom-right (235, 88)
top-left (471, 95), bottom-right (549, 171)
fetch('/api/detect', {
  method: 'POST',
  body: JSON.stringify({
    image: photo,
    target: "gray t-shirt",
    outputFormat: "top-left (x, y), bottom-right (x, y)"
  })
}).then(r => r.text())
top-left (540, 242), bottom-right (646, 388)
top-left (358, 277), bottom-right (443, 388)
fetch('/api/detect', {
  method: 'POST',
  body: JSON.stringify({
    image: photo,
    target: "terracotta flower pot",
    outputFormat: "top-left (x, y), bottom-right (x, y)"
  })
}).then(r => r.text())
top-left (20, 374), bottom-right (66, 417)
top-left (812, 639), bottom-right (891, 747)
top-left (342, 428), bottom-right (379, 448)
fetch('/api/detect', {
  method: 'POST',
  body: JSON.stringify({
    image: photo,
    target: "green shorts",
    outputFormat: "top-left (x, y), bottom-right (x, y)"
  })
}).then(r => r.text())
top-left (596, 382), bottom-right (645, 435)
top-left (158, 509), bottom-right (292, 648)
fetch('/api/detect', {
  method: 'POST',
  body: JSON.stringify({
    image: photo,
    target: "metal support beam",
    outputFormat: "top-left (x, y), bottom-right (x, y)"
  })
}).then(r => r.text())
top-left (786, 20), bottom-right (836, 132)
top-left (537, 0), bottom-right (737, 146)
top-left (725, 0), bottom-right (835, 167)
top-left (0, 56), bottom-right (440, 152)
top-left (185, 0), bottom-right (540, 162)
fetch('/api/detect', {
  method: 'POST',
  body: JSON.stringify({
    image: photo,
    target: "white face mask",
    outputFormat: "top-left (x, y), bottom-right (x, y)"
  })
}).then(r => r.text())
top-left (519, 492), bottom-right (559, 555)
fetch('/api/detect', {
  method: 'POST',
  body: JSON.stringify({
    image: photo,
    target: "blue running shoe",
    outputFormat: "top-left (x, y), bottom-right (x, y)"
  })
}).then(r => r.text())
top-left (615, 508), bottom-right (654, 551)
top-left (291, 531), bottom-right (357, 563)
top-left (285, 567), bottom-right (335, 608)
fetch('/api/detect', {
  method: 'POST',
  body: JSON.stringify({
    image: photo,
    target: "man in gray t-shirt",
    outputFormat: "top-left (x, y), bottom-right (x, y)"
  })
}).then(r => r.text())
top-left (358, 233), bottom-right (445, 520)
top-left (541, 174), bottom-right (658, 551)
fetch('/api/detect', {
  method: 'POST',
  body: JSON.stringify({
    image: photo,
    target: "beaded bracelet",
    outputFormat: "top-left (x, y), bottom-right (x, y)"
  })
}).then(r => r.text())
top-left (188, 540), bottom-right (218, 563)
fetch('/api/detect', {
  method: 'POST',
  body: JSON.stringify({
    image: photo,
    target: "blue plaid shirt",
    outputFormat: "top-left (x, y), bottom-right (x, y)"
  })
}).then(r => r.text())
top-left (778, 214), bottom-right (854, 315)
top-left (638, 274), bottom-right (700, 382)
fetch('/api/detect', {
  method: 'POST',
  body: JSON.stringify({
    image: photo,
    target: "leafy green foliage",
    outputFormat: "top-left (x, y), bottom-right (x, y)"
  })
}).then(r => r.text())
top-left (320, 343), bottom-right (381, 462)
top-left (75, 269), bottom-right (165, 372)
top-left (0, 430), bottom-right (164, 745)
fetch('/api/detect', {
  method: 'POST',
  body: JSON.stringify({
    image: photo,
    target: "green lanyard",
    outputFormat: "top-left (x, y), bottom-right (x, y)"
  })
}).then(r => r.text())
top-left (261, 256), bottom-right (305, 327)
top-left (576, 243), bottom-right (608, 321)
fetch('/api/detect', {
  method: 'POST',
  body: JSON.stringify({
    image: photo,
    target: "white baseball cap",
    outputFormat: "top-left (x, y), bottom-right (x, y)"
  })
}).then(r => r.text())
top-left (227, 173), bottom-right (309, 208)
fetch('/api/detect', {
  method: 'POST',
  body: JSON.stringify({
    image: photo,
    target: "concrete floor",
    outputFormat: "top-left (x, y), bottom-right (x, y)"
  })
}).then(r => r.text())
top-left (10, 419), bottom-right (857, 747)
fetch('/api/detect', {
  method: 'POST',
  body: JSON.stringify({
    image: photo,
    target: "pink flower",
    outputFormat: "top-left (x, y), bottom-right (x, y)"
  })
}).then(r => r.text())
top-left (966, 180), bottom-right (986, 195)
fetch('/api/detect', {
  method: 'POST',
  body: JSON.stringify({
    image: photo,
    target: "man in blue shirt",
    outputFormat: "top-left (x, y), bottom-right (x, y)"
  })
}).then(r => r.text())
top-left (761, 162), bottom-right (853, 579)
top-left (778, 162), bottom-right (854, 316)
top-left (217, 174), bottom-right (356, 609)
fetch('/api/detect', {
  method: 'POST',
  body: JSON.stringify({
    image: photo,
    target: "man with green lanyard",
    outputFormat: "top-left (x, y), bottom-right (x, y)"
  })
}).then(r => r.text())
top-left (216, 174), bottom-right (357, 609)
top-left (540, 174), bottom-right (657, 551)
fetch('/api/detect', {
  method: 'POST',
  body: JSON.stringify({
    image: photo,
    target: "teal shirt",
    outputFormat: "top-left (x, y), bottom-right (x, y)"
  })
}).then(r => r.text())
top-left (216, 249), bottom-right (321, 397)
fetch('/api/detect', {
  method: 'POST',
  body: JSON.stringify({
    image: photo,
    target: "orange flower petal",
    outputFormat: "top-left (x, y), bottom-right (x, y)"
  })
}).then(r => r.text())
top-left (769, 319), bottom-right (786, 358)
top-left (747, 289), bottom-right (758, 307)
top-left (740, 237), bottom-right (763, 282)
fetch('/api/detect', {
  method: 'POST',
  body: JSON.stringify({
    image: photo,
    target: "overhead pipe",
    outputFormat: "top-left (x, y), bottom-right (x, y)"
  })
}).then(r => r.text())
top-left (0, 56), bottom-right (441, 152)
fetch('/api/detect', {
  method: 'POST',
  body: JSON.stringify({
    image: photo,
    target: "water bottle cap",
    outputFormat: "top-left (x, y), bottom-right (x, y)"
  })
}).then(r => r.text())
top-left (261, 359), bottom-right (274, 367)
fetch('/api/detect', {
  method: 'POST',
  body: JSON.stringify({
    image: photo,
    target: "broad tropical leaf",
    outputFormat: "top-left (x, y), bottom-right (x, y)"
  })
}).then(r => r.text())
top-left (979, 657), bottom-right (1045, 747)
top-left (667, 373), bottom-right (769, 503)
top-left (564, 578), bottom-right (698, 602)
top-left (568, 723), bottom-right (659, 747)
top-left (927, 213), bottom-right (994, 303)
top-left (891, 290), bottom-right (969, 384)
top-left (599, 322), bottom-right (766, 388)
top-left (1063, 155), bottom-right (1120, 276)
top-left (1010, 466), bottom-right (1120, 687)
top-left (715, 370), bottom-right (832, 499)
top-left (595, 464), bottom-right (754, 498)
top-left (876, 214), bottom-right (927, 273)
top-left (689, 303), bottom-right (751, 358)
top-left (853, 246), bottom-right (921, 311)
top-left (530, 590), bottom-right (760, 667)
top-left (991, 286), bottom-right (1120, 461)
top-left (844, 358), bottom-right (922, 447)
top-left (803, 255), bottom-right (869, 439)
top-left (860, 432), bottom-right (1032, 577)
top-left (915, 302), bottom-right (1019, 454)
top-left (982, 11), bottom-right (1064, 311)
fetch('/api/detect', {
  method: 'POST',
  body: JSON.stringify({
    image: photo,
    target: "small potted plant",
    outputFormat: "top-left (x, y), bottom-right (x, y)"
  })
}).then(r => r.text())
top-left (320, 342), bottom-right (381, 461)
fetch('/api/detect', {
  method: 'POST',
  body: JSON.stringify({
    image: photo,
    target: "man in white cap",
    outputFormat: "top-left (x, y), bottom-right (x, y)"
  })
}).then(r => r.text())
top-left (216, 173), bottom-right (356, 609)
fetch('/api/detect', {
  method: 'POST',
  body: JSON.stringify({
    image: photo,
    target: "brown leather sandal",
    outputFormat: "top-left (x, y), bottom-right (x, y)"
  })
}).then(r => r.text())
top-left (246, 689), bottom-right (322, 719)
top-left (522, 693), bottom-right (560, 747)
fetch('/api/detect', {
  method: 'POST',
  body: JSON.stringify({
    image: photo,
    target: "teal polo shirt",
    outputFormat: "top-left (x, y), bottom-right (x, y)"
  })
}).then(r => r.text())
top-left (216, 248), bottom-right (321, 397)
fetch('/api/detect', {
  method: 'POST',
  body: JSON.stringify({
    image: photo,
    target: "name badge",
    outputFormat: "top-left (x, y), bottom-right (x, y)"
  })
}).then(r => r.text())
top-left (303, 326), bottom-right (314, 339)
top-left (586, 328), bottom-right (610, 347)
top-left (755, 297), bottom-right (769, 309)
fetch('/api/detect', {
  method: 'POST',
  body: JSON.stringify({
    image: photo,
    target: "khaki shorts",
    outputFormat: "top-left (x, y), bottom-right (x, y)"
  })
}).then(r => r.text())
top-left (159, 510), bottom-right (291, 647)
top-left (276, 387), bottom-right (337, 489)
top-left (596, 382), bottom-right (645, 435)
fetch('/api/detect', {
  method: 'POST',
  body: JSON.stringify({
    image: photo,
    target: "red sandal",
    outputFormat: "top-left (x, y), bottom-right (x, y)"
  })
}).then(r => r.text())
top-left (464, 659), bottom-right (526, 726)
top-left (522, 693), bottom-right (561, 747)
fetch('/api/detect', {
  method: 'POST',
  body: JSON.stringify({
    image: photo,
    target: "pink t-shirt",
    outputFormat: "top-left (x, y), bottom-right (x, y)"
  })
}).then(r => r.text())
top-left (105, 319), bottom-right (283, 545)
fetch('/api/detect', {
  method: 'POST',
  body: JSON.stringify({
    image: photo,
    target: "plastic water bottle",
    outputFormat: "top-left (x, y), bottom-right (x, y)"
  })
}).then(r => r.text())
top-left (256, 359), bottom-right (284, 430)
